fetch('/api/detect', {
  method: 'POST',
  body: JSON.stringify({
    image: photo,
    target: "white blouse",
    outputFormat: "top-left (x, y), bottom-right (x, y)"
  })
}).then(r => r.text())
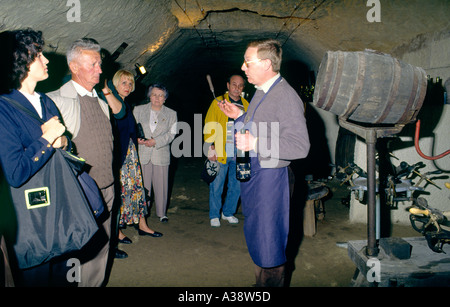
top-left (20, 91), bottom-right (43, 118)
top-left (149, 109), bottom-right (160, 133)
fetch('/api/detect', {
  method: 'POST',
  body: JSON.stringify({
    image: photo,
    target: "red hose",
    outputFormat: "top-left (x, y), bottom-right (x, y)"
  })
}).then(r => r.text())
top-left (415, 120), bottom-right (450, 160)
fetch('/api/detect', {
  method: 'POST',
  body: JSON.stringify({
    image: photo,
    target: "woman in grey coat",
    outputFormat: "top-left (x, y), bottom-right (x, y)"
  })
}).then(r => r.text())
top-left (133, 84), bottom-right (177, 222)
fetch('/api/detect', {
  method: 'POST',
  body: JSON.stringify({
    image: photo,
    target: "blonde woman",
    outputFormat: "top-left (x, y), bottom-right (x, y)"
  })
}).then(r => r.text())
top-left (103, 70), bottom-right (162, 252)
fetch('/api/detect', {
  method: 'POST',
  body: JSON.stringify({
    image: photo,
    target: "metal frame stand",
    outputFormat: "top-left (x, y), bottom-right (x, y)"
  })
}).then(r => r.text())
top-left (339, 117), bottom-right (404, 257)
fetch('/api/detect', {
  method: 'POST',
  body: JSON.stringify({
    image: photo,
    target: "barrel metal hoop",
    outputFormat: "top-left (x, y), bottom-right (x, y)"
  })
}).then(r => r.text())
top-left (398, 66), bottom-right (420, 124)
top-left (342, 52), bottom-right (366, 119)
top-left (414, 68), bottom-right (427, 112)
top-left (324, 52), bottom-right (345, 111)
top-left (376, 57), bottom-right (402, 124)
top-left (314, 52), bottom-right (334, 108)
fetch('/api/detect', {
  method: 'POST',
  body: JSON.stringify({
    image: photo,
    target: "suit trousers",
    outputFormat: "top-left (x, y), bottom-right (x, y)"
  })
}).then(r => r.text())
top-left (1, 236), bottom-right (14, 287)
top-left (79, 184), bottom-right (114, 287)
top-left (141, 161), bottom-right (169, 218)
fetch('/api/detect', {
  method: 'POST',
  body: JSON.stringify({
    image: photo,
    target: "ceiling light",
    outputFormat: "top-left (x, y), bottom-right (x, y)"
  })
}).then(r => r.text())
top-left (135, 63), bottom-right (147, 76)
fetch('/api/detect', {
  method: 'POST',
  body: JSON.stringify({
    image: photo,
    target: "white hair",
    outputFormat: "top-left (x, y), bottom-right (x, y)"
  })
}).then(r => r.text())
top-left (66, 37), bottom-right (101, 65)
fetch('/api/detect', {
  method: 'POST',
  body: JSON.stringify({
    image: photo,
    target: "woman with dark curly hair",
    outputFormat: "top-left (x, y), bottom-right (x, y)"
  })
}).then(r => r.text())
top-left (0, 29), bottom-right (72, 286)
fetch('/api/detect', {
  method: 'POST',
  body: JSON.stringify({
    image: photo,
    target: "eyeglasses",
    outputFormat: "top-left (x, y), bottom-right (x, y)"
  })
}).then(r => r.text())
top-left (243, 58), bottom-right (262, 67)
top-left (151, 93), bottom-right (165, 98)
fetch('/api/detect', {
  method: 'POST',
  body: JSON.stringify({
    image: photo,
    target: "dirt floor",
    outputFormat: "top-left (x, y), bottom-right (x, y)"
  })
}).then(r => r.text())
top-left (106, 157), bottom-right (418, 287)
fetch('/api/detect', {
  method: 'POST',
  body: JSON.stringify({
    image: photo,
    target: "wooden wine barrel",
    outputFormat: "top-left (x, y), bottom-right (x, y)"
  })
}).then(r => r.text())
top-left (312, 50), bottom-right (427, 125)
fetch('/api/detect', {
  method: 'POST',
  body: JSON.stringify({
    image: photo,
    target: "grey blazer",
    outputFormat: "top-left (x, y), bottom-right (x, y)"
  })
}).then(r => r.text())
top-left (133, 104), bottom-right (177, 166)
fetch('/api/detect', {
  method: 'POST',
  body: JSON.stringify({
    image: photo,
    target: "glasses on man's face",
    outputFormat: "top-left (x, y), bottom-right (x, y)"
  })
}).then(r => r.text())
top-left (243, 58), bottom-right (262, 68)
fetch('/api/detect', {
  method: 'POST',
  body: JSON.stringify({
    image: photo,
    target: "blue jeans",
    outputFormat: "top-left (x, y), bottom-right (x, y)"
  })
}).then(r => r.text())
top-left (209, 158), bottom-right (241, 219)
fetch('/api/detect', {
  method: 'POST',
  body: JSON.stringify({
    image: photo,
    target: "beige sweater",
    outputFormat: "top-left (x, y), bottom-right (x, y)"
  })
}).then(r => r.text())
top-left (73, 94), bottom-right (114, 189)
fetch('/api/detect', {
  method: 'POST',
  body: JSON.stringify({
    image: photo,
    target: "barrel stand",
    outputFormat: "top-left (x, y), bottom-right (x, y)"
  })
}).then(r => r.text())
top-left (339, 118), bottom-right (404, 256)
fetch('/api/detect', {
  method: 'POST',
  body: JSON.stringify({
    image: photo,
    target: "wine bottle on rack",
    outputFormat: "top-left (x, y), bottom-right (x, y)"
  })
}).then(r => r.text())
top-left (236, 129), bottom-right (251, 181)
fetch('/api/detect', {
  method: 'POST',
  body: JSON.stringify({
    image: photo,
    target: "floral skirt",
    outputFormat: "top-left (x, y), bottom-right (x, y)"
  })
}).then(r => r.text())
top-left (119, 139), bottom-right (147, 227)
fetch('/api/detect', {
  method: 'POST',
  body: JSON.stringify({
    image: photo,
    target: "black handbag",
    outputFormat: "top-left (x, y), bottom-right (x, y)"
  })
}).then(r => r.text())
top-left (2, 96), bottom-right (105, 219)
top-left (9, 148), bottom-right (99, 269)
top-left (59, 150), bottom-right (105, 219)
top-left (136, 123), bottom-right (147, 140)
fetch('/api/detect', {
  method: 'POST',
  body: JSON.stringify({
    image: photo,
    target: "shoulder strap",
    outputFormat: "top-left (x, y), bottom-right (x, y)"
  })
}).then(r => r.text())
top-left (1, 96), bottom-right (45, 124)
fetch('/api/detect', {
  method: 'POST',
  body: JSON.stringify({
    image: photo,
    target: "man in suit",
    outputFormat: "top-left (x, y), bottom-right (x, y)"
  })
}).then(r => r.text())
top-left (133, 83), bottom-right (177, 223)
top-left (218, 39), bottom-right (310, 287)
top-left (47, 38), bottom-right (124, 286)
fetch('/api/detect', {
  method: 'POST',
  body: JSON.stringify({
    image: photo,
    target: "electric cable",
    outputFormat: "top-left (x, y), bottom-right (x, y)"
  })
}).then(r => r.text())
top-left (415, 119), bottom-right (450, 160)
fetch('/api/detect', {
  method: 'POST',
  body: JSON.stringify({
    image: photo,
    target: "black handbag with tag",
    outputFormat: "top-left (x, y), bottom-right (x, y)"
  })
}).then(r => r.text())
top-left (2, 96), bottom-right (105, 219)
top-left (9, 148), bottom-right (99, 269)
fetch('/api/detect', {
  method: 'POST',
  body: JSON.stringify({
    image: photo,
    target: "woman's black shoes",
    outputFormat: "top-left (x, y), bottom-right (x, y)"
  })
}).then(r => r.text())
top-left (119, 227), bottom-right (163, 244)
top-left (118, 236), bottom-right (132, 244)
top-left (138, 229), bottom-right (163, 237)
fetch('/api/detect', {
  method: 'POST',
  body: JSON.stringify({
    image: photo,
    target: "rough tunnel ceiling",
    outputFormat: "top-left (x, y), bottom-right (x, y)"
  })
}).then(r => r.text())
top-left (142, 4), bottom-right (326, 89)
top-left (138, 4), bottom-right (326, 108)
top-left (138, 0), bottom-right (449, 93)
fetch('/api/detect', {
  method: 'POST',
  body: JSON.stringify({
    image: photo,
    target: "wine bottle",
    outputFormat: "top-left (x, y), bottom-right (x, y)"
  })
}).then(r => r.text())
top-left (236, 129), bottom-right (251, 181)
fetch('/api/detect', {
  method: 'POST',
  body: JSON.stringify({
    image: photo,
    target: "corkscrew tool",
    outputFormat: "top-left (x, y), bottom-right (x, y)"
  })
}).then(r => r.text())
top-left (206, 74), bottom-right (221, 103)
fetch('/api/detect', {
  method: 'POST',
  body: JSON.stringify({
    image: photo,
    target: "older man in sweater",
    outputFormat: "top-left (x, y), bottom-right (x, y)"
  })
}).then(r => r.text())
top-left (48, 38), bottom-right (124, 287)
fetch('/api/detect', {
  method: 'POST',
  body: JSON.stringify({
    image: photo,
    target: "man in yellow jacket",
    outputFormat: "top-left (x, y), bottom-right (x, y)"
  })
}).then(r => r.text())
top-left (204, 74), bottom-right (249, 227)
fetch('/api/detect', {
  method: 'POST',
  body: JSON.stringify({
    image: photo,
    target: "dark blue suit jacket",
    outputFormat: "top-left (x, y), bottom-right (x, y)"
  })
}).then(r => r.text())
top-left (0, 90), bottom-right (65, 187)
